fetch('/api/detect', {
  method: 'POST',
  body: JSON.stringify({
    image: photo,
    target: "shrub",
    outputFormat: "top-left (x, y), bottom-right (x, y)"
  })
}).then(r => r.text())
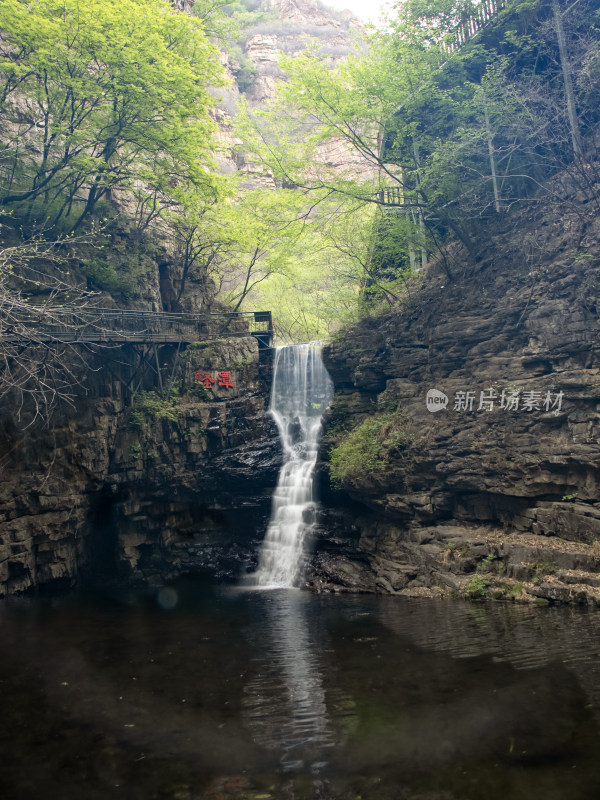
top-left (128, 409), bottom-right (145, 430)
top-left (329, 411), bottom-right (411, 486)
top-left (188, 383), bottom-right (211, 400)
top-left (83, 249), bottom-right (152, 296)
top-left (476, 553), bottom-right (498, 573)
top-left (134, 390), bottom-right (179, 424)
top-left (129, 441), bottom-right (142, 459)
top-left (464, 575), bottom-right (490, 599)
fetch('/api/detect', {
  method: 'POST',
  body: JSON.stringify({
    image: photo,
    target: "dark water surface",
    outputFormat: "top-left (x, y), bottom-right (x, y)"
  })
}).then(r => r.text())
top-left (2, 582), bottom-right (600, 800)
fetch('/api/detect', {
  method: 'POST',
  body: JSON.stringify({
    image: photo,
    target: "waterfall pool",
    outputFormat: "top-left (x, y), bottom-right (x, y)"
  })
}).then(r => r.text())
top-left (2, 581), bottom-right (600, 799)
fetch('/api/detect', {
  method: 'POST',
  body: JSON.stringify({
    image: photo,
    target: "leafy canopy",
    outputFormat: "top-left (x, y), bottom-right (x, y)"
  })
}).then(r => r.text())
top-left (0, 0), bottom-right (226, 228)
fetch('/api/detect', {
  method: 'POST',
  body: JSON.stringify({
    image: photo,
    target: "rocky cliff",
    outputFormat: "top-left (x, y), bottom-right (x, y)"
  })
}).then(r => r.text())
top-left (309, 175), bottom-right (600, 606)
top-left (214, 0), bottom-right (365, 184)
top-left (0, 336), bottom-right (281, 597)
top-left (242, 0), bottom-right (359, 104)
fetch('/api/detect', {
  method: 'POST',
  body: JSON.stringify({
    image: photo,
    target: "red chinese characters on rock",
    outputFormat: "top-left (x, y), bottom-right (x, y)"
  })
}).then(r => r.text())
top-left (194, 369), bottom-right (235, 390)
top-left (195, 370), bottom-right (215, 389)
top-left (217, 371), bottom-right (234, 389)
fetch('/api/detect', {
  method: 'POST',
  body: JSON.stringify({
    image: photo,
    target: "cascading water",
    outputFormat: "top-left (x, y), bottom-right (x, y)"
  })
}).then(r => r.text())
top-left (251, 344), bottom-right (333, 588)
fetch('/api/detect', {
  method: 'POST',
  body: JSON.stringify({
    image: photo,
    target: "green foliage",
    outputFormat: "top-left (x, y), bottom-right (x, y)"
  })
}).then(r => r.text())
top-left (128, 409), bottom-right (145, 430)
top-left (464, 574), bottom-right (490, 599)
top-left (239, 193), bottom-right (377, 341)
top-left (0, 0), bottom-right (225, 230)
top-left (377, 391), bottom-right (399, 413)
top-left (237, 56), bottom-right (259, 92)
top-left (491, 582), bottom-right (520, 599)
top-left (4, 0), bottom-right (598, 353)
top-left (329, 418), bottom-right (386, 485)
top-left (83, 255), bottom-right (144, 295)
top-left (476, 553), bottom-right (498, 573)
top-left (188, 383), bottom-right (211, 400)
top-left (181, 185), bottom-right (367, 340)
top-left (201, 0), bottom-right (273, 36)
top-left (129, 440), bottom-right (142, 459)
top-left (228, 44), bottom-right (258, 92)
top-left (133, 389), bottom-right (179, 425)
top-left (237, 0), bottom-right (600, 307)
top-left (79, 228), bottom-right (162, 295)
top-left (329, 411), bottom-right (411, 486)
top-left (215, 188), bottom-right (303, 311)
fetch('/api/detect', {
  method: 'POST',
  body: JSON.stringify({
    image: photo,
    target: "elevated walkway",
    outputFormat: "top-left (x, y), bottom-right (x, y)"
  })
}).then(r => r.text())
top-left (0, 306), bottom-right (274, 349)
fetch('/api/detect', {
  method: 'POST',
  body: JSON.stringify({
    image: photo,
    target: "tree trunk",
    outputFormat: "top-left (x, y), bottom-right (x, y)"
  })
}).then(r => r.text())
top-left (482, 90), bottom-right (501, 213)
top-left (553, 0), bottom-right (583, 159)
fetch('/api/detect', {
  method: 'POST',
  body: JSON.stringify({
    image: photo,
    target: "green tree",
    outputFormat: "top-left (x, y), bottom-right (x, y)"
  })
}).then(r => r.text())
top-left (212, 188), bottom-right (305, 311)
top-left (158, 186), bottom-right (308, 317)
top-left (235, 15), bottom-right (472, 280)
top-left (0, 0), bottom-right (225, 230)
top-left (238, 0), bottom-right (600, 291)
top-left (245, 195), bottom-right (374, 341)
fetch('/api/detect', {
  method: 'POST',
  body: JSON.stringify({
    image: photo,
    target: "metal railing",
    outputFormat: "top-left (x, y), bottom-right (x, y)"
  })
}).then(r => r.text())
top-left (375, 1), bottom-right (508, 203)
top-left (375, 187), bottom-right (405, 207)
top-left (0, 306), bottom-right (274, 348)
top-left (440, 0), bottom-right (506, 55)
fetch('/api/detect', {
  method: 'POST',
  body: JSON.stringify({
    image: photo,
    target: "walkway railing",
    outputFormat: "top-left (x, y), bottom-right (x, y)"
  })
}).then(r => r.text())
top-left (441, 0), bottom-right (506, 55)
top-left (375, 1), bottom-right (508, 205)
top-left (375, 187), bottom-right (405, 207)
top-left (0, 306), bottom-right (274, 348)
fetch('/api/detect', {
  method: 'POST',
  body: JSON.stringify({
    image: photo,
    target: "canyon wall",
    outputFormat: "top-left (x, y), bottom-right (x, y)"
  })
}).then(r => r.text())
top-left (214, 0), bottom-right (365, 184)
top-left (310, 179), bottom-right (600, 606)
top-left (0, 334), bottom-right (280, 597)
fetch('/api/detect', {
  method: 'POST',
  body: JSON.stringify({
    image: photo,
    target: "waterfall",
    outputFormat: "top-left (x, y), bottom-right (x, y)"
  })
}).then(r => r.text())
top-left (252, 344), bottom-right (333, 588)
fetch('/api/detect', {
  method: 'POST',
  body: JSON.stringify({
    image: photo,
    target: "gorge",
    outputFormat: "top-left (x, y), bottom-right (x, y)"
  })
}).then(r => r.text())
top-left (3, 0), bottom-right (600, 798)
top-left (1, 0), bottom-right (600, 606)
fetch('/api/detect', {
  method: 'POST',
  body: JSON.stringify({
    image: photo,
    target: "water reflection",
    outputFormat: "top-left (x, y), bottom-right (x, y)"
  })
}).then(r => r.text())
top-left (242, 589), bottom-right (355, 772)
top-left (2, 586), bottom-right (600, 799)
top-left (376, 598), bottom-right (600, 724)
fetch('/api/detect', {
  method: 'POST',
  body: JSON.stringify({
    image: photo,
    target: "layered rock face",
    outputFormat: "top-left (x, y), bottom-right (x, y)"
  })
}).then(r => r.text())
top-left (0, 216), bottom-right (278, 597)
top-left (243, 0), bottom-right (359, 103)
top-left (0, 338), bottom-right (280, 597)
top-left (310, 188), bottom-right (600, 605)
